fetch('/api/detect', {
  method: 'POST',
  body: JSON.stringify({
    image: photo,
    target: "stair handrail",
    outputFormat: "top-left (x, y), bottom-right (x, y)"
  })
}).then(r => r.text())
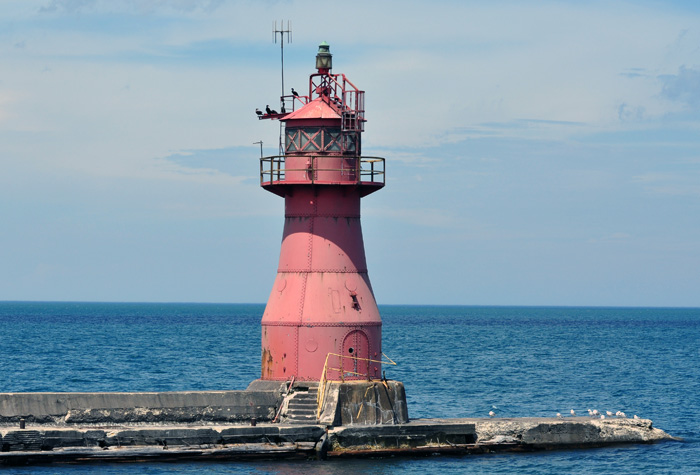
top-left (272, 375), bottom-right (295, 423)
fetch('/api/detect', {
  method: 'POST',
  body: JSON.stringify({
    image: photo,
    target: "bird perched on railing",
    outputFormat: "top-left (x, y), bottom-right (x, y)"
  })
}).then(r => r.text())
top-left (256, 108), bottom-right (263, 117)
top-left (265, 105), bottom-right (278, 115)
top-left (291, 87), bottom-right (299, 97)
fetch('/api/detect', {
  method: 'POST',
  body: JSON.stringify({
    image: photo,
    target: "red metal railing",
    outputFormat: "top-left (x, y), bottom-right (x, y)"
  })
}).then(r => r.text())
top-left (309, 72), bottom-right (365, 133)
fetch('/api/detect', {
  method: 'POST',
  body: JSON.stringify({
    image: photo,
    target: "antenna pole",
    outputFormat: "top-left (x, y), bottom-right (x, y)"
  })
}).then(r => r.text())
top-left (253, 140), bottom-right (263, 158)
top-left (273, 20), bottom-right (292, 99)
top-left (273, 20), bottom-right (292, 156)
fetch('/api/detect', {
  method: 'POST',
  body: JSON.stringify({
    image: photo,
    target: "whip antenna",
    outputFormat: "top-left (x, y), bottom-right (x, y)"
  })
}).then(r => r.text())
top-left (273, 20), bottom-right (292, 98)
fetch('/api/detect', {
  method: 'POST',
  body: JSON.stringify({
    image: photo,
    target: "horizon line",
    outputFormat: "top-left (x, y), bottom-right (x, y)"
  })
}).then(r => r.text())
top-left (1, 300), bottom-right (698, 310)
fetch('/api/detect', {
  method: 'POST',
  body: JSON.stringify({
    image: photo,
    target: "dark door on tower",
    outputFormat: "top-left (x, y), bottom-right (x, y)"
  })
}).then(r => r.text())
top-left (342, 330), bottom-right (369, 379)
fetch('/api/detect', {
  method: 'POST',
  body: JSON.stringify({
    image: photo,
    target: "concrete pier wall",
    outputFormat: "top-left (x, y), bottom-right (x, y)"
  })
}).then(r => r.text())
top-left (0, 391), bottom-right (282, 425)
top-left (318, 380), bottom-right (409, 426)
top-left (0, 424), bottom-right (325, 452)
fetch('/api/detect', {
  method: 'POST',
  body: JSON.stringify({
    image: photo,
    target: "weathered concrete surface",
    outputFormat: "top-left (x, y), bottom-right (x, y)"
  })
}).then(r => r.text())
top-left (471, 417), bottom-right (673, 447)
top-left (318, 380), bottom-right (408, 425)
top-left (0, 423), bottom-right (324, 454)
top-left (0, 416), bottom-right (675, 464)
top-left (328, 417), bottom-right (675, 456)
top-left (0, 443), bottom-right (320, 465)
top-left (0, 391), bottom-right (281, 425)
top-left (328, 418), bottom-right (476, 453)
top-left (246, 380), bottom-right (288, 393)
top-left (0, 423), bottom-right (322, 465)
top-left (0, 385), bottom-right (674, 463)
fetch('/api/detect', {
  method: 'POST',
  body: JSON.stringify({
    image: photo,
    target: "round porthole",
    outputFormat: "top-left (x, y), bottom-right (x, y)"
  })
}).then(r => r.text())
top-left (348, 347), bottom-right (354, 354)
top-left (305, 339), bottom-right (318, 352)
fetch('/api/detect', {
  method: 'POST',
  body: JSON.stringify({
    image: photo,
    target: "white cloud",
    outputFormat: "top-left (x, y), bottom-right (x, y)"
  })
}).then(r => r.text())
top-left (6, 1), bottom-right (700, 150)
top-left (661, 66), bottom-right (700, 110)
top-left (342, 3), bottom-right (698, 146)
top-left (3, 0), bottom-right (700, 305)
top-left (632, 171), bottom-right (700, 197)
top-left (38, 0), bottom-right (225, 14)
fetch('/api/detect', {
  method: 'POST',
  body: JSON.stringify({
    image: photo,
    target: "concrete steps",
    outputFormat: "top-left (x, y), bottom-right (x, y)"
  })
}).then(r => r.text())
top-left (284, 384), bottom-right (319, 424)
top-left (1, 430), bottom-right (43, 451)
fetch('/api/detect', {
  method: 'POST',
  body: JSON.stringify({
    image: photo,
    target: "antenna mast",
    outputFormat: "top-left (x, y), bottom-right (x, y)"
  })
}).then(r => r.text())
top-left (273, 20), bottom-right (292, 100)
top-left (273, 20), bottom-right (292, 155)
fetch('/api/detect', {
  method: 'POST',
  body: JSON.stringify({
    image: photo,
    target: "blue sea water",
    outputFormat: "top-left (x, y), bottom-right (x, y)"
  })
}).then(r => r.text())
top-left (0, 302), bottom-right (698, 474)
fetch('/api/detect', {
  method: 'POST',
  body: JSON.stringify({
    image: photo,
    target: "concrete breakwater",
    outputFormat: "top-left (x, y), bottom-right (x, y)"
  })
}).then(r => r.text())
top-left (0, 383), bottom-right (676, 465)
top-left (0, 417), bottom-right (673, 465)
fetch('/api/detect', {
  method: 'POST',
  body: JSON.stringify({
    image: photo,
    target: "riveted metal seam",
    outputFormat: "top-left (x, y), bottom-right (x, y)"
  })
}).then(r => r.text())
top-left (277, 268), bottom-right (368, 273)
top-left (262, 321), bottom-right (382, 327)
top-left (285, 213), bottom-right (361, 218)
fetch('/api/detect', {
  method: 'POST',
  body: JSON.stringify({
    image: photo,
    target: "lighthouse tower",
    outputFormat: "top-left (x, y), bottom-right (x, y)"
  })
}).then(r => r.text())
top-left (258, 43), bottom-right (385, 382)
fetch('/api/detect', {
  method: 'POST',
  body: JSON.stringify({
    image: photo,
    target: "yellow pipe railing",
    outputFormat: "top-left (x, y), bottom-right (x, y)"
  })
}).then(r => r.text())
top-left (316, 352), bottom-right (397, 420)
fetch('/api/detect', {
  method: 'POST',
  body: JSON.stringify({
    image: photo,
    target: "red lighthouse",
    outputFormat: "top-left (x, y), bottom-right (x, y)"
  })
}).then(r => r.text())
top-left (258, 43), bottom-right (385, 382)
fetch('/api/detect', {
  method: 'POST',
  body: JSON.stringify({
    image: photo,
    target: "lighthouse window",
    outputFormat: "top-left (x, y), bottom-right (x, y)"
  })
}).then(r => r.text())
top-left (326, 130), bottom-right (341, 152)
top-left (309, 130), bottom-right (322, 150)
top-left (298, 128), bottom-right (320, 152)
top-left (285, 127), bottom-right (344, 153)
top-left (286, 129), bottom-right (302, 151)
top-left (343, 134), bottom-right (357, 152)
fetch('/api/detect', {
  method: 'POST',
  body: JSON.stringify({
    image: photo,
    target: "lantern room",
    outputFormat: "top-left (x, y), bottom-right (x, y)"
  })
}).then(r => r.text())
top-left (259, 43), bottom-right (383, 197)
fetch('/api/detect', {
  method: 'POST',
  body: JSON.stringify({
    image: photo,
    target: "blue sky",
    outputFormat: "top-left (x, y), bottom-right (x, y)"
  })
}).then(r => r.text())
top-left (1, 0), bottom-right (699, 306)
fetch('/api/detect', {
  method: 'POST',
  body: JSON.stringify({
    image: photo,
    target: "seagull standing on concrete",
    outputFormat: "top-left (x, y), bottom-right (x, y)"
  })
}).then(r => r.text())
top-left (489, 411), bottom-right (496, 418)
top-left (570, 409), bottom-right (576, 417)
top-left (557, 413), bottom-right (563, 419)
top-left (606, 411), bottom-right (614, 417)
